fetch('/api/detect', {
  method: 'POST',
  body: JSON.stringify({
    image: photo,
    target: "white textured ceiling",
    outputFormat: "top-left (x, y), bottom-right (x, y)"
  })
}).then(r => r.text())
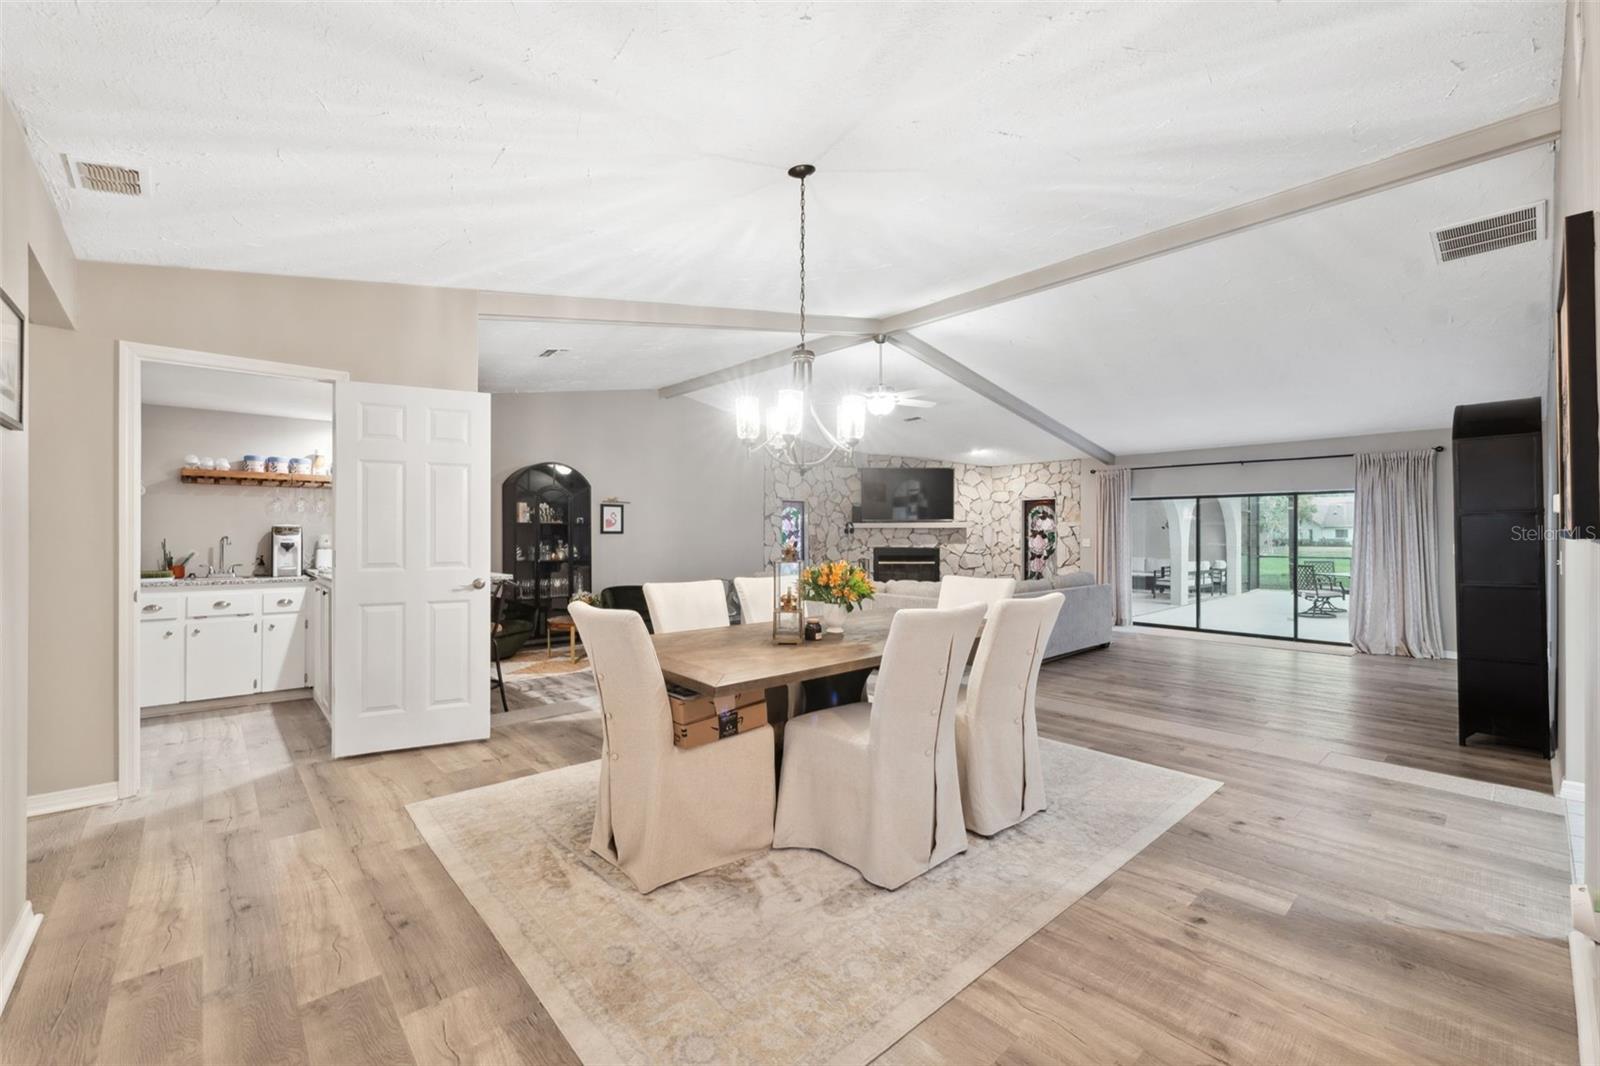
top-left (915, 146), bottom-right (1557, 456)
top-left (478, 320), bottom-right (797, 393)
top-left (2, 1), bottom-right (1564, 317)
top-left (142, 362), bottom-right (333, 422)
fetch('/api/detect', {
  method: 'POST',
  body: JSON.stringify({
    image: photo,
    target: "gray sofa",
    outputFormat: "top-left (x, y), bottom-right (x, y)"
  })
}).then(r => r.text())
top-left (867, 572), bottom-right (1113, 659)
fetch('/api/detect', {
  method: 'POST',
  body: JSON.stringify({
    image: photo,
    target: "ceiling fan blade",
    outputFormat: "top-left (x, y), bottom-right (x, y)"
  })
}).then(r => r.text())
top-left (897, 397), bottom-right (937, 408)
top-left (896, 389), bottom-right (927, 398)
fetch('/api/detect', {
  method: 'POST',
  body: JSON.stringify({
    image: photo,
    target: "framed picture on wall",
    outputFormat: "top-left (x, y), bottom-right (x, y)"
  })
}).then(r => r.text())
top-left (600, 502), bottom-right (625, 534)
top-left (0, 287), bottom-right (23, 432)
top-left (1559, 211), bottom-right (1599, 537)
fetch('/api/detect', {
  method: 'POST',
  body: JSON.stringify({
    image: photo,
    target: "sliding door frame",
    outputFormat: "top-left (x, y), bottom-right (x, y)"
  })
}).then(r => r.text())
top-left (1131, 489), bottom-right (1352, 647)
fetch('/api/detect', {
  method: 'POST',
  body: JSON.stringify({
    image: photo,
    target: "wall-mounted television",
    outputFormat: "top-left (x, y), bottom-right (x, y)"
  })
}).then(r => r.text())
top-left (857, 467), bottom-right (955, 522)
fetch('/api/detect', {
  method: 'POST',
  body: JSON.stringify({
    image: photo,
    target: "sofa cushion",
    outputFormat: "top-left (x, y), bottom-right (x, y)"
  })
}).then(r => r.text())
top-left (1016, 578), bottom-right (1053, 596)
top-left (1051, 571), bottom-right (1097, 589)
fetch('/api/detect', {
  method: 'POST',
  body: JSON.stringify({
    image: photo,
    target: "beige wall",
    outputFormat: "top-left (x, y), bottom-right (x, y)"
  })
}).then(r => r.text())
top-left (0, 89), bottom-right (79, 994)
top-left (29, 262), bottom-right (477, 796)
top-left (141, 404), bottom-right (334, 574)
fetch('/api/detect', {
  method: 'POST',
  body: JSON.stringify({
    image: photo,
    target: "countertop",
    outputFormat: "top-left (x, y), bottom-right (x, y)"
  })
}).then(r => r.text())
top-left (140, 574), bottom-right (314, 590)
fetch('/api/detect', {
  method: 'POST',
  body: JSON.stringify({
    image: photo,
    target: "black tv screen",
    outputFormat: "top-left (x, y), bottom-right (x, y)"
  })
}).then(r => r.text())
top-left (858, 467), bottom-right (955, 521)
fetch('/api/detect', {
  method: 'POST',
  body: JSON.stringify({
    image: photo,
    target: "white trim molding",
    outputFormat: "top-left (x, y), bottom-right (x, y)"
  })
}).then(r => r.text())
top-left (1571, 930), bottom-right (1599, 1066)
top-left (27, 781), bottom-right (118, 818)
top-left (1567, 780), bottom-right (1587, 805)
top-left (0, 902), bottom-right (42, 1015)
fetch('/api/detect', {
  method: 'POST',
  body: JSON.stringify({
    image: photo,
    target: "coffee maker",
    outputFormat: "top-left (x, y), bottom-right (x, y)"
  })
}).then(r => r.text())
top-left (271, 525), bottom-right (303, 577)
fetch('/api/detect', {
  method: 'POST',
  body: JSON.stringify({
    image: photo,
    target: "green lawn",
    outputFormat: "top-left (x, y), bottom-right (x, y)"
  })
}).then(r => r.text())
top-left (1255, 547), bottom-right (1351, 590)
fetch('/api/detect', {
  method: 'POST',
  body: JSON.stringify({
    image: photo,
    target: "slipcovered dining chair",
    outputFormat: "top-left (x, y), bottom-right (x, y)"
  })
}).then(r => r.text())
top-left (955, 592), bottom-right (1064, 836)
top-left (569, 602), bottom-right (775, 893)
top-left (642, 579), bottom-right (730, 634)
top-left (774, 602), bottom-right (984, 889)
top-left (732, 575), bottom-right (773, 625)
top-left (864, 574), bottom-right (1015, 701)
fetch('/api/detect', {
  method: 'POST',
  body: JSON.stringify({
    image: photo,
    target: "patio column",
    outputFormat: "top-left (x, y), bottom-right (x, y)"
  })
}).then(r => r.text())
top-left (1162, 499), bottom-right (1193, 606)
top-left (1219, 498), bottom-right (1243, 596)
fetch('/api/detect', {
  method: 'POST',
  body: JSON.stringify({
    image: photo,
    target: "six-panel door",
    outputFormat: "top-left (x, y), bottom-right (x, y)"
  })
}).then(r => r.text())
top-left (332, 381), bottom-right (490, 757)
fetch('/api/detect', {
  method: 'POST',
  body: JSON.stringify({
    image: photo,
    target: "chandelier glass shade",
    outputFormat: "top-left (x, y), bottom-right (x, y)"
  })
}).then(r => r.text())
top-left (734, 164), bottom-right (866, 471)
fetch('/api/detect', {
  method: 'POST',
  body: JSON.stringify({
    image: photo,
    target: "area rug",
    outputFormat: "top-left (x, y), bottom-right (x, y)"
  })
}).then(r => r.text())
top-left (501, 666), bottom-right (597, 713)
top-left (409, 739), bottom-right (1220, 1065)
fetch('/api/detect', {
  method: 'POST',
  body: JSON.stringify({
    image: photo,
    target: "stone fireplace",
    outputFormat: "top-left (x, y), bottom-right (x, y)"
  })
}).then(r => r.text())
top-left (872, 546), bottom-right (940, 583)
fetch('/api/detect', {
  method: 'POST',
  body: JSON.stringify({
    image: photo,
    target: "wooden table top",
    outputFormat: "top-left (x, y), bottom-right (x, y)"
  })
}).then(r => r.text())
top-left (651, 613), bottom-right (893, 696)
top-left (547, 617), bottom-right (576, 632)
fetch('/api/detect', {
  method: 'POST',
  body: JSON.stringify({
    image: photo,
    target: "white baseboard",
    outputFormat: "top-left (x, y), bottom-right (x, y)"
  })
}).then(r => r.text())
top-left (1567, 780), bottom-right (1588, 804)
top-left (27, 781), bottom-right (119, 818)
top-left (1573, 930), bottom-right (1599, 1066)
top-left (0, 903), bottom-right (42, 1016)
top-left (1442, 650), bottom-right (1459, 660)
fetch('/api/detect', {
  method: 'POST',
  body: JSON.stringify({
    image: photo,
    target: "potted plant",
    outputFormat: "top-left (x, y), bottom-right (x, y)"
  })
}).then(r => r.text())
top-left (801, 560), bottom-right (875, 635)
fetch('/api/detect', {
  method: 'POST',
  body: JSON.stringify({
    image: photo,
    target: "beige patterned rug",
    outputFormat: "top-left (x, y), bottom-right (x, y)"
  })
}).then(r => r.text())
top-left (409, 739), bottom-right (1220, 1065)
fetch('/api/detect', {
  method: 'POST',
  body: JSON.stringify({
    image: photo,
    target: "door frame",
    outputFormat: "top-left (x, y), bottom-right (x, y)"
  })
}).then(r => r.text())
top-left (115, 341), bottom-right (348, 799)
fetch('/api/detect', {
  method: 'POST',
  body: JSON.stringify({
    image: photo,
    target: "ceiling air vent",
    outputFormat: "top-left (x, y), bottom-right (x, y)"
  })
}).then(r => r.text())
top-left (536, 348), bottom-right (567, 359)
top-left (65, 157), bottom-right (142, 195)
top-left (1431, 202), bottom-right (1544, 263)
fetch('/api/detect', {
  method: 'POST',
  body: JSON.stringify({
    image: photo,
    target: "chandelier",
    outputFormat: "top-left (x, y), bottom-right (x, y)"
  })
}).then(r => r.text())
top-left (734, 164), bottom-right (866, 471)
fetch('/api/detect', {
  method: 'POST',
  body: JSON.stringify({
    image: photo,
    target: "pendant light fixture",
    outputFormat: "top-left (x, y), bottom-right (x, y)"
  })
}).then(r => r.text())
top-left (734, 164), bottom-right (865, 470)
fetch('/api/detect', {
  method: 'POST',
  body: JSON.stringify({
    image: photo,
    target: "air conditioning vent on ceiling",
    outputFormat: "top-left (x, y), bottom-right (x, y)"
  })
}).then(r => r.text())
top-left (66, 157), bottom-right (142, 196)
top-left (536, 348), bottom-right (567, 359)
top-left (1431, 202), bottom-right (1544, 263)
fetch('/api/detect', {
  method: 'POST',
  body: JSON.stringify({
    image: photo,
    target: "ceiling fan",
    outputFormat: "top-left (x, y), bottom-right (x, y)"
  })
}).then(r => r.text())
top-left (864, 334), bottom-right (937, 415)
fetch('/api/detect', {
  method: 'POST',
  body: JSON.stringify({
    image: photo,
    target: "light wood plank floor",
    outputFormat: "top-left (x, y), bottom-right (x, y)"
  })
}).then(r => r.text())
top-left (1, 633), bottom-right (1575, 1064)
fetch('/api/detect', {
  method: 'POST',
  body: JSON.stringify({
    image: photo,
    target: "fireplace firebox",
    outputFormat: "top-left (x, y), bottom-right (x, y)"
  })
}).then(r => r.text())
top-left (872, 546), bottom-right (940, 583)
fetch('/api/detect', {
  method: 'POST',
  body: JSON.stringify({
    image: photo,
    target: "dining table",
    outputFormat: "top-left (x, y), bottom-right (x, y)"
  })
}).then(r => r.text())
top-left (650, 611), bottom-right (895, 756)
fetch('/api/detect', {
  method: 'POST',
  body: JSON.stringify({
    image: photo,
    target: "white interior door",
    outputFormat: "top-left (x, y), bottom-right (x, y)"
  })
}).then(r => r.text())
top-left (332, 381), bottom-right (491, 758)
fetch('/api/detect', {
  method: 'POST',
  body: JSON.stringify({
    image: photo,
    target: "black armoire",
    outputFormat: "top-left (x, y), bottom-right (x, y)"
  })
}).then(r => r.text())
top-left (1452, 398), bottom-right (1550, 755)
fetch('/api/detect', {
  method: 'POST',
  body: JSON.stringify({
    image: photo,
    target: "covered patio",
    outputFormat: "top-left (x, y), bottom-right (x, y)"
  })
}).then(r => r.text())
top-left (1132, 587), bottom-right (1349, 643)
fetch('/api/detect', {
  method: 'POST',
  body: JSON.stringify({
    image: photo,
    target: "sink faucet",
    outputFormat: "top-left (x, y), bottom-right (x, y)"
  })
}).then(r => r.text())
top-left (219, 535), bottom-right (231, 576)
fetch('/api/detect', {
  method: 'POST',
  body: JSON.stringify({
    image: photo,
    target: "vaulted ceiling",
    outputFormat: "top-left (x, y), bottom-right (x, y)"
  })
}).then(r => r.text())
top-left (2, 1), bottom-right (1568, 460)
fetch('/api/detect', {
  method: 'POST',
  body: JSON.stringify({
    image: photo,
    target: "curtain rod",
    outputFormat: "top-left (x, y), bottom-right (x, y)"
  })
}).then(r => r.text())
top-left (1090, 445), bottom-right (1444, 475)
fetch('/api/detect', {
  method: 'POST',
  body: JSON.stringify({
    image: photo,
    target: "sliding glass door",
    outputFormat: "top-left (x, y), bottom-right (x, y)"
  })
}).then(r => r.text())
top-left (1131, 491), bottom-right (1352, 645)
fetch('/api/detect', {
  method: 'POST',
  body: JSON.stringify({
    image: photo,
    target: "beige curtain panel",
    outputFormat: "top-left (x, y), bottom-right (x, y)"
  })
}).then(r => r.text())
top-left (1349, 449), bottom-right (1446, 659)
top-left (1096, 468), bottom-right (1132, 626)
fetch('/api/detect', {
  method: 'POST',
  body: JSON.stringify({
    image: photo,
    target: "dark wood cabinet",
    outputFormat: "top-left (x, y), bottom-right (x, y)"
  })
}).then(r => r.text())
top-left (502, 463), bottom-right (592, 638)
top-left (1452, 398), bottom-right (1549, 755)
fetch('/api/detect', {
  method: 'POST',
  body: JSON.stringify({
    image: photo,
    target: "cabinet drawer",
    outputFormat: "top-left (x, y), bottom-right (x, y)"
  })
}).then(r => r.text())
top-left (262, 586), bottom-right (307, 615)
top-left (187, 590), bottom-right (257, 618)
top-left (136, 594), bottom-right (182, 621)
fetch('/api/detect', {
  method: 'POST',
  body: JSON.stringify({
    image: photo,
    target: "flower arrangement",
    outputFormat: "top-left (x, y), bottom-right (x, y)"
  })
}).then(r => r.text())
top-left (801, 559), bottom-right (875, 612)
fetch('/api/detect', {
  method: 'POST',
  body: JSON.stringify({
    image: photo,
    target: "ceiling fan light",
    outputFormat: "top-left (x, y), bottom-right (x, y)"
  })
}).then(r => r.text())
top-left (865, 388), bottom-right (898, 417)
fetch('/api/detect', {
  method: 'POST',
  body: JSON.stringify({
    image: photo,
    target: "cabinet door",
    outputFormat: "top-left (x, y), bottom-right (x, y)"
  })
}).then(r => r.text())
top-left (307, 592), bottom-right (322, 705)
top-left (185, 617), bottom-right (260, 701)
top-left (139, 619), bottom-right (185, 707)
top-left (262, 611), bottom-right (307, 693)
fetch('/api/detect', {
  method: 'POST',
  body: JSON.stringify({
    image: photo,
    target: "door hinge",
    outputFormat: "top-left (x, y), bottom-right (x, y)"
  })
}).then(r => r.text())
top-left (253, 623), bottom-right (259, 633)
top-left (252, 679), bottom-right (258, 689)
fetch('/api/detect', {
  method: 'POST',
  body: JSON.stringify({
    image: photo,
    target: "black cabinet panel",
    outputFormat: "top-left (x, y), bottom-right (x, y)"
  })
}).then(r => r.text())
top-left (1458, 513), bottom-right (1544, 586)
top-left (1457, 660), bottom-right (1551, 753)
top-left (1454, 435), bottom-right (1542, 512)
top-left (1456, 586), bottom-right (1545, 663)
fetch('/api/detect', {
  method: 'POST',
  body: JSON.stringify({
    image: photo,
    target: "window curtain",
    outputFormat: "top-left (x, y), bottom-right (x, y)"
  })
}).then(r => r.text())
top-left (1349, 449), bottom-right (1445, 658)
top-left (1096, 468), bottom-right (1131, 626)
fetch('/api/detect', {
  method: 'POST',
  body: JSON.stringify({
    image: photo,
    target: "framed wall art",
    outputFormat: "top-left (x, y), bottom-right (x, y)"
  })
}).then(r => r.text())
top-left (600, 501), bottom-right (625, 534)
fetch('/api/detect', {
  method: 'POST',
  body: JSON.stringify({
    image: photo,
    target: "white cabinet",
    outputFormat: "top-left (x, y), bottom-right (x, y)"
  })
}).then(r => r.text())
top-left (310, 583), bottom-right (333, 718)
top-left (138, 619), bottom-right (185, 707)
top-left (262, 613), bottom-right (306, 693)
top-left (184, 616), bottom-right (261, 701)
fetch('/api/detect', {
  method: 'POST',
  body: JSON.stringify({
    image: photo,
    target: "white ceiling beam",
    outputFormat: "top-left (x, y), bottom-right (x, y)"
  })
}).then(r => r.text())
top-left (657, 334), bottom-right (864, 398)
top-left (879, 104), bottom-right (1561, 332)
top-left (887, 332), bottom-right (1114, 464)
top-left (477, 289), bottom-right (880, 336)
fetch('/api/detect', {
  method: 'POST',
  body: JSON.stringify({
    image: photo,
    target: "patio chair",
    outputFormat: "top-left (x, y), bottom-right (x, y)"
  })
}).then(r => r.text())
top-left (1296, 564), bottom-right (1348, 618)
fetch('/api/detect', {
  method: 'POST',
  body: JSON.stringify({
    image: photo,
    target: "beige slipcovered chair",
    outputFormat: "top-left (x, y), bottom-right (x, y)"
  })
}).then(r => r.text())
top-left (774, 603), bottom-right (985, 889)
top-left (569, 601), bottom-right (775, 893)
top-left (732, 575), bottom-right (773, 625)
top-left (955, 592), bottom-right (1064, 836)
top-left (864, 574), bottom-right (1016, 701)
top-left (642, 579), bottom-right (730, 634)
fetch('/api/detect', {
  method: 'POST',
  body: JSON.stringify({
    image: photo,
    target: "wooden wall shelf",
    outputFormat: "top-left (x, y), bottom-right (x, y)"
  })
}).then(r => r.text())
top-left (179, 467), bottom-right (331, 489)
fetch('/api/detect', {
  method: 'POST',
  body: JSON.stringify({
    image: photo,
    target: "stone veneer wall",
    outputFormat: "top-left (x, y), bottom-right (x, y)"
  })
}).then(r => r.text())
top-left (763, 452), bottom-right (1083, 578)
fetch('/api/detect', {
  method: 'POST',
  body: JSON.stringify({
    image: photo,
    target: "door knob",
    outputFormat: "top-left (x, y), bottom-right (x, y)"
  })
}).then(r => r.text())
top-left (471, 578), bottom-right (487, 590)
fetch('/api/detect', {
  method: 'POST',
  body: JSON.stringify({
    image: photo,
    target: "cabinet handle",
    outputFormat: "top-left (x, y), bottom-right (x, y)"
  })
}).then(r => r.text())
top-left (164, 630), bottom-right (173, 638)
top-left (276, 598), bottom-right (293, 606)
top-left (142, 604), bottom-right (161, 614)
top-left (268, 623), bottom-right (276, 631)
top-left (192, 628), bottom-right (200, 636)
top-left (213, 600), bottom-right (231, 609)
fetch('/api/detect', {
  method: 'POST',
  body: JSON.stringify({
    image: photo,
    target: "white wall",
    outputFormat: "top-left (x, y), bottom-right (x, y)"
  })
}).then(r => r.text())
top-left (140, 404), bottom-right (332, 573)
top-left (1112, 428), bottom-right (1458, 652)
top-left (491, 390), bottom-right (765, 588)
